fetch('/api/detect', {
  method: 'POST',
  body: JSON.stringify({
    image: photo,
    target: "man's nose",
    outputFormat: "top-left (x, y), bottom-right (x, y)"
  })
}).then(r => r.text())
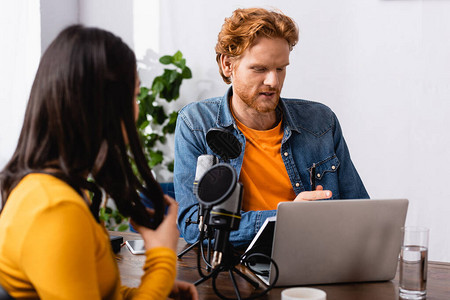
top-left (263, 70), bottom-right (279, 88)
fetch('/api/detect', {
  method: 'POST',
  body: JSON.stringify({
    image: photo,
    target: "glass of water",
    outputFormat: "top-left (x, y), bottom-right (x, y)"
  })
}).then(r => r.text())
top-left (399, 226), bottom-right (429, 299)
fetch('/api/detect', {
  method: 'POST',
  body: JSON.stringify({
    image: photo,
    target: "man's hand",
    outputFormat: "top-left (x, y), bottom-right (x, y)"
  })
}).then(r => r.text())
top-left (168, 280), bottom-right (199, 300)
top-left (293, 185), bottom-right (332, 202)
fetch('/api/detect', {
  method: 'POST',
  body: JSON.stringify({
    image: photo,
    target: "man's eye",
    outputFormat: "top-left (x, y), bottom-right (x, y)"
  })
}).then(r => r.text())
top-left (253, 68), bottom-right (266, 72)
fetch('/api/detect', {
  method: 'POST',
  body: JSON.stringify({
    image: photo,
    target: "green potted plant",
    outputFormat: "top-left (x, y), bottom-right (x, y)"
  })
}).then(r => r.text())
top-left (136, 50), bottom-right (192, 174)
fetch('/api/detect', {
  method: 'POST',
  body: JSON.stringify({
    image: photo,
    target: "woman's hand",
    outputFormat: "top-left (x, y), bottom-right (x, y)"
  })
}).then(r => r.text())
top-left (168, 280), bottom-right (199, 300)
top-left (293, 185), bottom-right (332, 202)
top-left (132, 195), bottom-right (179, 252)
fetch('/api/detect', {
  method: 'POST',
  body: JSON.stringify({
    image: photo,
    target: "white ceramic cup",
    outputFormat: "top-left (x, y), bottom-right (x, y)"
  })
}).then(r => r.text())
top-left (281, 287), bottom-right (327, 300)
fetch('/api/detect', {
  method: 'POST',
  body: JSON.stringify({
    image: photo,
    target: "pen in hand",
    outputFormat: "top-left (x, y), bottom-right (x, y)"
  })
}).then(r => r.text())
top-left (294, 164), bottom-right (332, 201)
top-left (310, 163), bottom-right (316, 191)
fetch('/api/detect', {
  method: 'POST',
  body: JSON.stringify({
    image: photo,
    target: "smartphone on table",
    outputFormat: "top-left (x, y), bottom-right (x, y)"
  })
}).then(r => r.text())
top-left (125, 240), bottom-right (146, 255)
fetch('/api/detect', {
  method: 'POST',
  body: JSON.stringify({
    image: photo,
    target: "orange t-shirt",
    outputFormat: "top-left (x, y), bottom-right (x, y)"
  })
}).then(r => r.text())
top-left (234, 117), bottom-right (296, 211)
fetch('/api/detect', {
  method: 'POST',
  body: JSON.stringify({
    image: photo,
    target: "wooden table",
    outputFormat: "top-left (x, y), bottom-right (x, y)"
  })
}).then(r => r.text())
top-left (113, 232), bottom-right (450, 299)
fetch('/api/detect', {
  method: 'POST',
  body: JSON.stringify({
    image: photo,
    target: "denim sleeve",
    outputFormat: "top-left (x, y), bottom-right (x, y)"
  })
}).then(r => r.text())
top-left (173, 111), bottom-right (204, 244)
top-left (332, 112), bottom-right (370, 199)
top-left (230, 209), bottom-right (277, 248)
top-left (174, 112), bottom-right (276, 247)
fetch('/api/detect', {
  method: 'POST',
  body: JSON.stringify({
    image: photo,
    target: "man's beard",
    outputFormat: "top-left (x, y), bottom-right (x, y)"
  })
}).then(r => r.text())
top-left (237, 87), bottom-right (281, 113)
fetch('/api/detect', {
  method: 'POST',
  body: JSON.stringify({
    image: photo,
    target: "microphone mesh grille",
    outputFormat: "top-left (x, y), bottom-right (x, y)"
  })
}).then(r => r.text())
top-left (197, 164), bottom-right (235, 205)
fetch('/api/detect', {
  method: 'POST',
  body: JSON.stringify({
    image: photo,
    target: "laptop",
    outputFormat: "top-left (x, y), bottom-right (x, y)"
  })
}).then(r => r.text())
top-left (243, 199), bottom-right (409, 287)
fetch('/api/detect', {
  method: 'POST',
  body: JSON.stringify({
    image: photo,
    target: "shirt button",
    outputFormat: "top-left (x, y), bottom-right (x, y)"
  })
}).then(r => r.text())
top-left (295, 183), bottom-right (300, 187)
top-left (317, 173), bottom-right (321, 178)
top-left (331, 165), bottom-right (336, 170)
top-left (284, 152), bottom-right (288, 157)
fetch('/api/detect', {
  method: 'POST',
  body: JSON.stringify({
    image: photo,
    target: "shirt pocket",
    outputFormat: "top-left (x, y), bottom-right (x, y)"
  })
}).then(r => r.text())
top-left (313, 155), bottom-right (340, 181)
top-left (311, 155), bottom-right (340, 198)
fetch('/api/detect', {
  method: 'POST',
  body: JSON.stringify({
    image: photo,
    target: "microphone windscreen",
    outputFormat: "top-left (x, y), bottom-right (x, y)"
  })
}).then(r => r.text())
top-left (197, 164), bottom-right (236, 206)
top-left (206, 128), bottom-right (241, 161)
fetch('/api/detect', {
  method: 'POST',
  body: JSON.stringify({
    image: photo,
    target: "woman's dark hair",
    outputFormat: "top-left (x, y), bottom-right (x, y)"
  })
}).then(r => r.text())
top-left (0, 25), bottom-right (164, 228)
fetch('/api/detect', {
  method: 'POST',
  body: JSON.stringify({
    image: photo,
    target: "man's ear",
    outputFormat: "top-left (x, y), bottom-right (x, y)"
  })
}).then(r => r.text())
top-left (220, 55), bottom-right (233, 78)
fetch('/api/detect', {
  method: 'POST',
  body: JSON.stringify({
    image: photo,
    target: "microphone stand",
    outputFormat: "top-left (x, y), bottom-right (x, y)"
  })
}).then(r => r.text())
top-left (178, 207), bottom-right (261, 299)
top-left (194, 240), bottom-right (260, 300)
top-left (177, 239), bottom-right (199, 258)
top-left (177, 206), bottom-right (214, 271)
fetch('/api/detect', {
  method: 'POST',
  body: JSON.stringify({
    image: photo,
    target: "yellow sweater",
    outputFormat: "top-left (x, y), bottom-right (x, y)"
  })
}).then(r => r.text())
top-left (0, 173), bottom-right (176, 299)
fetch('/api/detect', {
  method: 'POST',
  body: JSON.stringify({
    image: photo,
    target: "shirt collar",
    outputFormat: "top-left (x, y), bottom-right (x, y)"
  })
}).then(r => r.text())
top-left (278, 99), bottom-right (302, 134)
top-left (216, 87), bottom-right (236, 128)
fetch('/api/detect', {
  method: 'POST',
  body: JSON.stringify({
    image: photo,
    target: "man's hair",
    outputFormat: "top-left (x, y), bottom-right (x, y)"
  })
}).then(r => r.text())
top-left (0, 25), bottom-right (165, 229)
top-left (215, 7), bottom-right (299, 84)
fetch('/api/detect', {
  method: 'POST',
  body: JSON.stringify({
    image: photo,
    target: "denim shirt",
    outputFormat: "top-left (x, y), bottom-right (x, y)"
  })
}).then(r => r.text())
top-left (173, 88), bottom-right (369, 247)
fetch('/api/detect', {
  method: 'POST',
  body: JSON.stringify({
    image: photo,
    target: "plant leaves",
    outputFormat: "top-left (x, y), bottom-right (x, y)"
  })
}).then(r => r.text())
top-left (117, 223), bottom-right (129, 232)
top-left (173, 50), bottom-right (183, 62)
top-left (114, 214), bottom-right (123, 224)
top-left (152, 106), bottom-right (167, 125)
top-left (139, 86), bottom-right (150, 97)
top-left (152, 77), bottom-right (165, 94)
top-left (167, 161), bottom-right (174, 172)
top-left (135, 51), bottom-right (191, 173)
top-left (182, 67), bottom-right (192, 79)
top-left (138, 120), bottom-right (150, 130)
top-left (163, 112), bottom-right (178, 134)
top-left (145, 133), bottom-right (160, 148)
top-left (168, 111), bottom-right (178, 126)
top-left (149, 150), bottom-right (164, 167)
top-left (174, 58), bottom-right (186, 69)
top-left (168, 70), bottom-right (179, 84)
top-left (159, 55), bottom-right (173, 65)
top-left (161, 77), bottom-right (181, 101)
top-left (99, 208), bottom-right (109, 222)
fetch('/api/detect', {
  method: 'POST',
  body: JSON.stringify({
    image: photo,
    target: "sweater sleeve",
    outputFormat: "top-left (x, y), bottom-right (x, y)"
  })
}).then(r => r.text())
top-left (21, 202), bottom-right (103, 299)
top-left (119, 247), bottom-right (177, 300)
top-left (21, 202), bottom-right (177, 300)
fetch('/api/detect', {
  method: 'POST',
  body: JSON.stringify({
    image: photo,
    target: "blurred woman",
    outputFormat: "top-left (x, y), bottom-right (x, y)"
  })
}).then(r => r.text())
top-left (0, 25), bottom-right (197, 300)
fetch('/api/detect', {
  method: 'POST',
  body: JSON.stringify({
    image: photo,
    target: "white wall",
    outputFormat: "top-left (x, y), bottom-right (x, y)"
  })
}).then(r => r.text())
top-left (1, 0), bottom-right (449, 262)
top-left (158, 0), bottom-right (450, 262)
top-left (78, 0), bottom-right (169, 178)
top-left (0, 0), bottom-right (41, 169)
top-left (40, 0), bottom-right (78, 54)
top-left (0, 0), bottom-right (78, 171)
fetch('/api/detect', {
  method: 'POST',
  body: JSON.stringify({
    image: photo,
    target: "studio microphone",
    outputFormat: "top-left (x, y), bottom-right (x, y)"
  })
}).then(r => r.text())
top-left (210, 179), bottom-right (243, 269)
top-left (196, 163), bottom-right (243, 268)
top-left (193, 154), bottom-right (218, 231)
